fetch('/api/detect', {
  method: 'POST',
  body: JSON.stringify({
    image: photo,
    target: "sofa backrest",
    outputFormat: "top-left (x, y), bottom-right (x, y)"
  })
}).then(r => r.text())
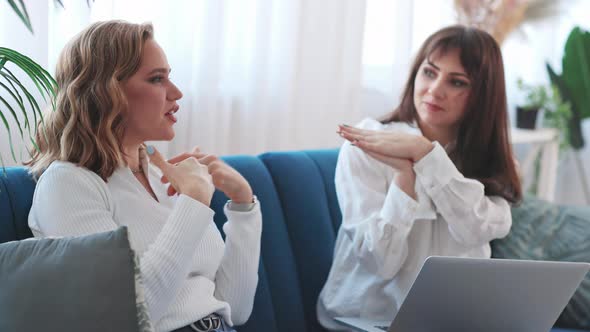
top-left (210, 150), bottom-right (341, 332)
top-left (0, 167), bottom-right (35, 243)
top-left (0, 149), bottom-right (342, 332)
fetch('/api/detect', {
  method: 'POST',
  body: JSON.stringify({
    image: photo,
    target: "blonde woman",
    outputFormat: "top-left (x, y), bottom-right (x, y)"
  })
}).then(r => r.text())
top-left (26, 20), bottom-right (261, 332)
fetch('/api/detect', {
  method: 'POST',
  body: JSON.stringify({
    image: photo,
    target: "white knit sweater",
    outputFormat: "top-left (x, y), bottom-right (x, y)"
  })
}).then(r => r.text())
top-left (28, 159), bottom-right (262, 332)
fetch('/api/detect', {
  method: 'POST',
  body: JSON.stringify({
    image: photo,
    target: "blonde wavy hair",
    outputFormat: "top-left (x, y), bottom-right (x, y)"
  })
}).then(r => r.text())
top-left (26, 20), bottom-right (153, 180)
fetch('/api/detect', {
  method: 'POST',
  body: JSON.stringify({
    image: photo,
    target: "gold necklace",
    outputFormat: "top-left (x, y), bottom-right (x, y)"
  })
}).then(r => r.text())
top-left (130, 166), bottom-right (143, 174)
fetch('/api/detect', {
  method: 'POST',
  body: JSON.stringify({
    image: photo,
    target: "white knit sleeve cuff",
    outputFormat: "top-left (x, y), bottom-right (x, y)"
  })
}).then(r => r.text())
top-left (226, 195), bottom-right (258, 212)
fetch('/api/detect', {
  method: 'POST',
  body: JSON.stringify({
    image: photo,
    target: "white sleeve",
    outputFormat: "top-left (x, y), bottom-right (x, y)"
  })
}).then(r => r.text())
top-left (213, 203), bottom-right (262, 325)
top-left (413, 142), bottom-right (512, 247)
top-left (29, 164), bottom-right (214, 322)
top-left (336, 141), bottom-right (424, 279)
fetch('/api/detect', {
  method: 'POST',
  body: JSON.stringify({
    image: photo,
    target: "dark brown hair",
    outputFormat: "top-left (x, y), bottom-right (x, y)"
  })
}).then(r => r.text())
top-left (382, 25), bottom-right (522, 203)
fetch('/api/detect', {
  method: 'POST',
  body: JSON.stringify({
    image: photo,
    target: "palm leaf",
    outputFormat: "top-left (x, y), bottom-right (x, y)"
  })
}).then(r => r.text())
top-left (0, 47), bottom-right (57, 165)
top-left (0, 83), bottom-right (26, 137)
top-left (2, 70), bottom-right (44, 129)
top-left (0, 106), bottom-right (18, 162)
top-left (6, 0), bottom-right (33, 33)
top-left (1, 72), bottom-right (33, 133)
top-left (0, 48), bottom-right (57, 100)
top-left (2, 67), bottom-right (47, 124)
top-left (1, 71), bottom-right (44, 144)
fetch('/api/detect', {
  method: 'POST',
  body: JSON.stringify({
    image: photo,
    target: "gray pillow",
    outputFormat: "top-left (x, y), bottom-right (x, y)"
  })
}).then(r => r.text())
top-left (492, 195), bottom-right (590, 330)
top-left (0, 227), bottom-right (142, 332)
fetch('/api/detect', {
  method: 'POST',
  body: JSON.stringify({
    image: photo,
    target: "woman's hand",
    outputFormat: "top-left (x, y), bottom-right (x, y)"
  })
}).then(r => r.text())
top-left (337, 124), bottom-right (434, 163)
top-left (337, 124), bottom-right (428, 199)
top-left (161, 146), bottom-right (254, 204)
top-left (147, 146), bottom-right (215, 206)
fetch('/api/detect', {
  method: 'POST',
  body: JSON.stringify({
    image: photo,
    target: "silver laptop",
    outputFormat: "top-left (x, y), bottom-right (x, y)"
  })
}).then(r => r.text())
top-left (335, 256), bottom-right (590, 332)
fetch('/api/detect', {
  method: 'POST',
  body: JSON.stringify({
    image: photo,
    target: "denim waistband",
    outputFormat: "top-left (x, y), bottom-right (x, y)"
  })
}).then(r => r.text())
top-left (172, 314), bottom-right (237, 332)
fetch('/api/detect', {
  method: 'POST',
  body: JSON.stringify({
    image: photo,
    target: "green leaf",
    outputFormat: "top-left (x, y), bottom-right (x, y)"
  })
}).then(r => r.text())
top-left (0, 48), bottom-right (57, 100)
top-left (0, 94), bottom-right (24, 138)
top-left (562, 27), bottom-right (590, 120)
top-left (0, 47), bottom-right (56, 164)
top-left (0, 48), bottom-right (54, 126)
top-left (546, 62), bottom-right (585, 149)
top-left (0, 82), bottom-right (27, 133)
top-left (0, 76), bottom-right (25, 112)
top-left (2, 71), bottom-right (42, 133)
top-left (0, 107), bottom-right (18, 162)
top-left (2, 68), bottom-right (43, 115)
top-left (7, 0), bottom-right (33, 33)
top-left (29, 135), bottom-right (40, 154)
top-left (3, 69), bottom-right (47, 127)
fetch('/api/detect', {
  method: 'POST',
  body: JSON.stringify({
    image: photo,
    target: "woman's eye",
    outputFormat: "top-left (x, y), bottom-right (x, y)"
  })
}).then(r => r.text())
top-left (149, 76), bottom-right (165, 83)
top-left (423, 68), bottom-right (435, 78)
top-left (451, 79), bottom-right (469, 87)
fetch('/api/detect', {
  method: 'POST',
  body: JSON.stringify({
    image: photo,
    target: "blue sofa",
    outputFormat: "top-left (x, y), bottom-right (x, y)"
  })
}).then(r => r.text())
top-left (0, 149), bottom-right (584, 332)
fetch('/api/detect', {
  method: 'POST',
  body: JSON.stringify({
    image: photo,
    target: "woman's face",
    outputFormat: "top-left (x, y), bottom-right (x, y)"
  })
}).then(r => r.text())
top-left (121, 39), bottom-right (183, 144)
top-left (413, 48), bottom-right (471, 137)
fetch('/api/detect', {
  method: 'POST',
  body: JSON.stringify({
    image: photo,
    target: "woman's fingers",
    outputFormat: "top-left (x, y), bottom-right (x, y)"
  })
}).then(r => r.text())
top-left (211, 169), bottom-right (227, 188)
top-left (198, 154), bottom-right (219, 166)
top-left (147, 146), bottom-right (173, 174)
top-left (167, 152), bottom-right (206, 165)
top-left (338, 124), bottom-right (369, 135)
top-left (338, 124), bottom-right (384, 142)
top-left (354, 140), bottom-right (382, 155)
top-left (167, 184), bottom-right (177, 196)
top-left (364, 149), bottom-right (412, 171)
top-left (364, 149), bottom-right (390, 164)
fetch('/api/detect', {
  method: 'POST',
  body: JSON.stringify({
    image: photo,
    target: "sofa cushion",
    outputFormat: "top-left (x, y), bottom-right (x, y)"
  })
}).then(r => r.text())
top-left (211, 155), bottom-right (307, 332)
top-left (260, 150), bottom-right (339, 332)
top-left (0, 227), bottom-right (140, 332)
top-left (0, 168), bottom-right (35, 243)
top-left (492, 196), bottom-right (590, 330)
top-left (303, 149), bottom-right (342, 232)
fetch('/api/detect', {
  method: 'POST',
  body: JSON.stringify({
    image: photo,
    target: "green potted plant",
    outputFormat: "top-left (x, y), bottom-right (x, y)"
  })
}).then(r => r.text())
top-left (545, 26), bottom-right (590, 203)
top-left (516, 78), bottom-right (572, 149)
top-left (516, 78), bottom-right (546, 129)
top-left (546, 26), bottom-right (590, 150)
top-left (1, 1), bottom-right (58, 165)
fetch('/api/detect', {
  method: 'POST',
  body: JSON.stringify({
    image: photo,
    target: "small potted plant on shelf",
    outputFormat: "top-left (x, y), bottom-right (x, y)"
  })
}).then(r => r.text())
top-left (516, 78), bottom-right (572, 150)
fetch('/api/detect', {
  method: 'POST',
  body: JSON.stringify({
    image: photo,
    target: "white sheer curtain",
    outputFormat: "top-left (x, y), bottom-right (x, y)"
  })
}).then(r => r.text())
top-left (1, 0), bottom-right (366, 161)
top-left (359, 0), bottom-right (456, 119)
top-left (2, 0), bottom-right (589, 205)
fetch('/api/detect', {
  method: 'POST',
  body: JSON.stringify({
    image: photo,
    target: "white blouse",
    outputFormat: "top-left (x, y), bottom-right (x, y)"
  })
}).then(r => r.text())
top-left (317, 118), bottom-right (511, 330)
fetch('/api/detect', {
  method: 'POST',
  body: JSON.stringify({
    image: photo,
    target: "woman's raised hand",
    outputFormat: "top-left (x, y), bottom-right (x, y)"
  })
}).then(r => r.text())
top-left (160, 146), bottom-right (254, 204)
top-left (147, 146), bottom-right (215, 206)
top-left (337, 124), bottom-right (434, 167)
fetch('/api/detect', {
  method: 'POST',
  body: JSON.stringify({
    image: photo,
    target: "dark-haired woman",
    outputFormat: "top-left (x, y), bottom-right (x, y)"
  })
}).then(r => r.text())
top-left (317, 25), bottom-right (522, 330)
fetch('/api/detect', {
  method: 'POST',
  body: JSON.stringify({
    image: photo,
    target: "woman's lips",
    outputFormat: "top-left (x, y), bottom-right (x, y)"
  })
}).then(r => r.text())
top-left (424, 101), bottom-right (443, 112)
top-left (166, 112), bottom-right (177, 123)
top-left (165, 106), bottom-right (179, 123)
